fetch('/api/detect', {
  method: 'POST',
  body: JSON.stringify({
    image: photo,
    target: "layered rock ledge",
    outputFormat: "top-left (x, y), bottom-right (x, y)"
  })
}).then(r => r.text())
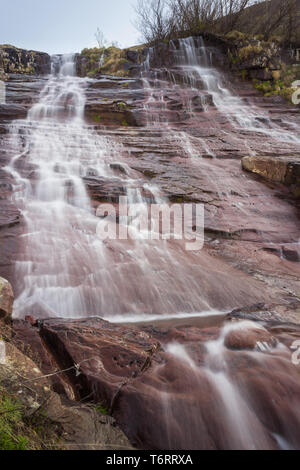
top-left (0, 45), bottom-right (51, 75)
top-left (12, 308), bottom-right (300, 450)
top-left (242, 155), bottom-right (300, 197)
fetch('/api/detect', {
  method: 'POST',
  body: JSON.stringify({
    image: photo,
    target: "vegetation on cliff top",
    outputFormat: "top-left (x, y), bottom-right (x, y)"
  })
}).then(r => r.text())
top-left (134, 0), bottom-right (299, 45)
top-left (80, 46), bottom-right (132, 77)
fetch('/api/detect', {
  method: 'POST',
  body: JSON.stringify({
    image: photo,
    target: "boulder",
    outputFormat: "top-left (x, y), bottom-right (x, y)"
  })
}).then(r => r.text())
top-left (10, 316), bottom-right (300, 450)
top-left (242, 155), bottom-right (288, 183)
top-left (242, 156), bottom-right (300, 197)
top-left (224, 327), bottom-right (277, 351)
top-left (0, 277), bottom-right (14, 320)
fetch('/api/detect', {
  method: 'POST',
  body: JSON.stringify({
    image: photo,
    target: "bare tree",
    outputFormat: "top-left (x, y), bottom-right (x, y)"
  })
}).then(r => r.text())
top-left (251, 0), bottom-right (295, 40)
top-left (288, 0), bottom-right (300, 44)
top-left (134, 0), bottom-right (172, 43)
top-left (111, 41), bottom-right (122, 48)
top-left (167, 0), bottom-right (221, 34)
top-left (218, 0), bottom-right (254, 33)
top-left (134, 0), bottom-right (293, 43)
top-left (95, 28), bottom-right (107, 48)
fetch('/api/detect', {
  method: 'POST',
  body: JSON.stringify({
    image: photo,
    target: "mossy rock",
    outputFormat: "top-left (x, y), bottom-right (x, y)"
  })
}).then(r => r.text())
top-left (78, 45), bottom-right (140, 77)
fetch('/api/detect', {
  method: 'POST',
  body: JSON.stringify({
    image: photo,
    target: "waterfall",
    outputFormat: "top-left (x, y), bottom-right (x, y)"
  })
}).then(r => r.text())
top-left (177, 37), bottom-right (300, 144)
top-left (3, 39), bottom-right (300, 452)
top-left (5, 43), bottom-right (298, 321)
top-left (6, 54), bottom-right (245, 320)
top-left (141, 36), bottom-right (300, 146)
top-left (158, 320), bottom-right (300, 450)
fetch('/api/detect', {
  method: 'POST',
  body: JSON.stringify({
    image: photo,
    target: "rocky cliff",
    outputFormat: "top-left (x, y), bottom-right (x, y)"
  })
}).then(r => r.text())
top-left (76, 45), bottom-right (147, 78)
top-left (0, 35), bottom-right (300, 451)
top-left (76, 33), bottom-right (299, 106)
top-left (0, 45), bottom-right (51, 76)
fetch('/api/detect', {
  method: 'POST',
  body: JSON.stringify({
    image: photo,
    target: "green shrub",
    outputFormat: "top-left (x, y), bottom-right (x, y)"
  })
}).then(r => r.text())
top-left (93, 404), bottom-right (109, 415)
top-left (226, 31), bottom-right (247, 42)
top-left (238, 45), bottom-right (263, 61)
top-left (0, 394), bottom-right (29, 450)
top-left (253, 78), bottom-right (296, 103)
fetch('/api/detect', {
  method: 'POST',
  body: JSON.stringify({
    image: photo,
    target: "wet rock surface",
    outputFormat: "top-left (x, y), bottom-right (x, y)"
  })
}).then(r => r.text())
top-left (0, 47), bottom-right (299, 309)
top-left (0, 45), bottom-right (50, 75)
top-left (0, 38), bottom-right (300, 450)
top-left (0, 320), bottom-right (131, 450)
top-left (5, 74), bottom-right (48, 107)
top-left (11, 314), bottom-right (300, 450)
top-left (0, 103), bottom-right (27, 120)
top-left (84, 76), bottom-right (143, 126)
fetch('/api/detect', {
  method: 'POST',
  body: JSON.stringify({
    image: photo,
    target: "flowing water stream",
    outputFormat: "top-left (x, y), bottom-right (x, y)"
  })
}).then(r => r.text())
top-left (143, 36), bottom-right (300, 143)
top-left (4, 40), bottom-right (300, 450)
top-left (135, 37), bottom-right (300, 449)
top-left (141, 37), bottom-right (300, 249)
top-left (7, 53), bottom-right (244, 320)
top-left (160, 320), bottom-right (300, 450)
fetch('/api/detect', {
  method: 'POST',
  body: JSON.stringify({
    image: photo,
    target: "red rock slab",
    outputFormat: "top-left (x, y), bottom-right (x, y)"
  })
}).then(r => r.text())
top-left (15, 316), bottom-right (300, 450)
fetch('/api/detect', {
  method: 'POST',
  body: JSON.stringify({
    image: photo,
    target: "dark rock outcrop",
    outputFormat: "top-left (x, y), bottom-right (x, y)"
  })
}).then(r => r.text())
top-left (83, 76), bottom-right (143, 126)
top-left (0, 45), bottom-right (51, 75)
top-left (85, 100), bottom-right (138, 127)
top-left (76, 46), bottom-right (146, 78)
top-left (226, 33), bottom-right (281, 80)
top-left (0, 50), bottom-right (8, 81)
top-left (12, 315), bottom-right (300, 450)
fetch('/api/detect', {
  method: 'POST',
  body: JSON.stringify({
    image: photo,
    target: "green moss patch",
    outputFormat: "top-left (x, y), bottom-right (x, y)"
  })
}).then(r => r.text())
top-left (80, 46), bottom-right (131, 77)
top-left (253, 65), bottom-right (300, 104)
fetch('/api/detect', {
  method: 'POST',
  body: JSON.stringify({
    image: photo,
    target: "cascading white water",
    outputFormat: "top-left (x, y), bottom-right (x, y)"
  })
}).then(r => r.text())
top-left (6, 44), bottom-right (297, 322)
top-left (142, 36), bottom-right (300, 148)
top-left (3, 41), bottom-right (300, 452)
top-left (163, 321), bottom-right (300, 450)
top-left (7, 54), bottom-right (124, 318)
top-left (172, 37), bottom-right (300, 144)
top-left (140, 37), bottom-right (300, 240)
top-left (7, 53), bottom-right (245, 320)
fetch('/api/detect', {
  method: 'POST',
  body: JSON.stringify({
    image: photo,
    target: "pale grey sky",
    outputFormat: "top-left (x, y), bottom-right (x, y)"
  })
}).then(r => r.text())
top-left (0, 0), bottom-right (140, 54)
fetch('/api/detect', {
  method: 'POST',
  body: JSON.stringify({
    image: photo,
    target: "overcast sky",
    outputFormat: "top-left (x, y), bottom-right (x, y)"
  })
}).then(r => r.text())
top-left (0, 0), bottom-right (140, 54)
